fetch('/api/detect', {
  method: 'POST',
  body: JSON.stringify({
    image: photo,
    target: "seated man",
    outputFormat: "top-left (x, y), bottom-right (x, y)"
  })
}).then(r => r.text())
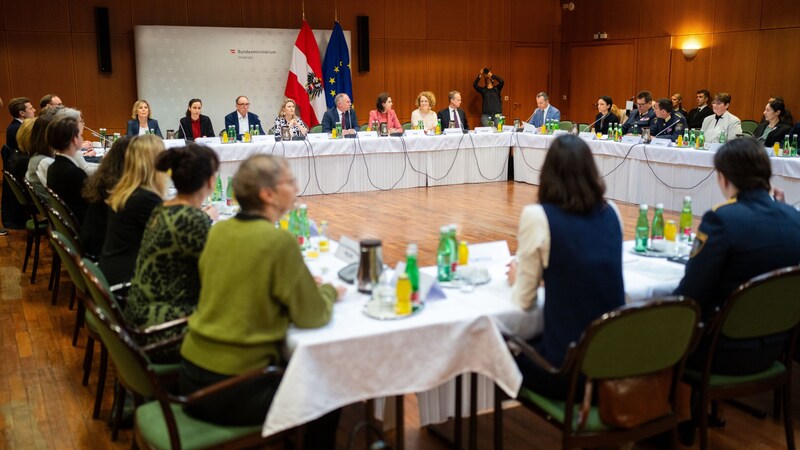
top-left (650, 98), bottom-right (687, 141)
top-left (621, 90), bottom-right (655, 134)
top-left (674, 137), bottom-right (800, 375)
top-left (46, 116), bottom-right (89, 221)
top-left (223, 95), bottom-right (263, 139)
top-left (700, 93), bottom-right (742, 144)
top-left (527, 92), bottom-right (560, 128)
top-left (436, 91), bottom-right (469, 132)
top-left (686, 89), bottom-right (713, 130)
top-left (321, 93), bottom-right (358, 135)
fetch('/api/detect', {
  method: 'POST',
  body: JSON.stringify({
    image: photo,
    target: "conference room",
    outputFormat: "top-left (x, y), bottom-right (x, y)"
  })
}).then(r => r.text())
top-left (1, 0), bottom-right (800, 449)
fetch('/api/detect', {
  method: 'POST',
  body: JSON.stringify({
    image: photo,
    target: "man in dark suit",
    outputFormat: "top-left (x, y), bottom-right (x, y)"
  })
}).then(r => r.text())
top-left (223, 95), bottom-right (263, 139)
top-left (437, 91), bottom-right (468, 132)
top-left (686, 89), bottom-right (713, 130)
top-left (46, 116), bottom-right (89, 222)
top-left (321, 93), bottom-right (358, 135)
top-left (6, 97), bottom-right (35, 151)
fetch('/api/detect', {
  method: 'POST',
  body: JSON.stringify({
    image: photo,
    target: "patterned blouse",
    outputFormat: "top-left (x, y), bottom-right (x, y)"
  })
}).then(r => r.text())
top-left (124, 204), bottom-right (211, 363)
top-left (273, 115), bottom-right (308, 138)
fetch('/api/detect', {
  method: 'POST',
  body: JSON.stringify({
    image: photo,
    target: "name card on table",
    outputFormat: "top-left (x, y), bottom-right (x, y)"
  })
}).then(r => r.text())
top-left (503, 125), bottom-right (516, 132)
top-left (358, 131), bottom-right (379, 139)
top-left (579, 132), bottom-right (596, 141)
top-left (195, 137), bottom-right (220, 145)
top-left (650, 138), bottom-right (672, 147)
top-left (444, 127), bottom-right (465, 135)
top-left (522, 122), bottom-right (538, 133)
top-left (621, 135), bottom-right (642, 145)
top-left (251, 135), bottom-right (273, 143)
top-left (334, 235), bottom-right (360, 264)
top-left (162, 139), bottom-right (187, 149)
top-left (552, 130), bottom-right (569, 136)
top-left (467, 240), bottom-right (511, 266)
top-left (708, 143), bottom-right (723, 152)
top-left (307, 133), bottom-right (329, 141)
top-left (403, 129), bottom-right (424, 137)
top-left (473, 127), bottom-right (493, 134)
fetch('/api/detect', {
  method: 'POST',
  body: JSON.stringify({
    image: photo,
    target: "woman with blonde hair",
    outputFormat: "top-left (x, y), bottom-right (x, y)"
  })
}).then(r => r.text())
top-left (99, 135), bottom-right (166, 285)
top-left (126, 99), bottom-right (163, 138)
top-left (272, 98), bottom-right (308, 139)
top-left (410, 91), bottom-right (438, 132)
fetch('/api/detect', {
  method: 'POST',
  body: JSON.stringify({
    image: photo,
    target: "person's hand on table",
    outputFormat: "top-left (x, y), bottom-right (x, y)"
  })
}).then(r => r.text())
top-left (506, 259), bottom-right (517, 286)
top-left (772, 186), bottom-right (786, 203)
top-left (82, 148), bottom-right (97, 157)
top-left (202, 204), bottom-right (219, 221)
top-left (342, 128), bottom-right (356, 136)
top-left (334, 285), bottom-right (347, 299)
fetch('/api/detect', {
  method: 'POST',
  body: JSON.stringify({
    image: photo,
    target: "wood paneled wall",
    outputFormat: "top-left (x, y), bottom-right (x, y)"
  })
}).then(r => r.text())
top-left (0, 0), bottom-right (797, 143)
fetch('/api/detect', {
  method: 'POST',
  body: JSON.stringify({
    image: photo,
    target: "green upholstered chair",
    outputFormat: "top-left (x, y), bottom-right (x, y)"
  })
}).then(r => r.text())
top-left (578, 123), bottom-right (591, 132)
top-left (44, 186), bottom-right (81, 235)
top-left (360, 123), bottom-right (369, 131)
top-left (84, 299), bottom-right (289, 450)
top-left (683, 266), bottom-right (800, 450)
top-left (401, 122), bottom-right (413, 130)
top-left (310, 124), bottom-right (323, 133)
top-left (48, 229), bottom-right (89, 348)
top-left (559, 120), bottom-right (574, 131)
top-left (494, 297), bottom-right (701, 450)
top-left (740, 120), bottom-right (758, 136)
top-left (41, 200), bottom-right (84, 307)
top-left (2, 170), bottom-right (48, 281)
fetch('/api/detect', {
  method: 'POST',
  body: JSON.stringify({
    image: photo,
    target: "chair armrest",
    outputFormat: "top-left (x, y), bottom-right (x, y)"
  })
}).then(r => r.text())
top-left (140, 331), bottom-right (187, 355)
top-left (505, 335), bottom-right (569, 375)
top-left (169, 365), bottom-right (285, 406)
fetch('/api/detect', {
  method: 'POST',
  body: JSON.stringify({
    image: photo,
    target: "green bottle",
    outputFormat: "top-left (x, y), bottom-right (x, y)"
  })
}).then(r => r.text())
top-left (298, 204), bottom-right (310, 250)
top-left (682, 128), bottom-right (689, 147)
top-left (679, 196), bottom-right (693, 242)
top-left (690, 129), bottom-right (697, 148)
top-left (792, 135), bottom-right (798, 157)
top-left (437, 226), bottom-right (452, 281)
top-left (212, 174), bottom-right (223, 201)
top-left (719, 129), bottom-right (727, 144)
top-left (635, 204), bottom-right (649, 252)
top-left (784, 135), bottom-right (791, 156)
top-left (226, 176), bottom-right (234, 206)
top-left (405, 243), bottom-right (421, 305)
top-left (698, 130), bottom-right (705, 149)
top-left (447, 224), bottom-right (458, 275)
top-left (650, 203), bottom-right (665, 251)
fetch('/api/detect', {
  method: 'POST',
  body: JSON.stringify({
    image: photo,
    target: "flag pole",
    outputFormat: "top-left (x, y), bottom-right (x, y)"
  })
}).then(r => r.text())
top-left (334, 0), bottom-right (338, 22)
top-left (302, 0), bottom-right (305, 21)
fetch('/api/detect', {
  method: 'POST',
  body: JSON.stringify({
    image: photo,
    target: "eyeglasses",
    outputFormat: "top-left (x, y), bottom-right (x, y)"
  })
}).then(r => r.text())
top-left (237, 102), bottom-right (250, 106)
top-left (636, 102), bottom-right (648, 107)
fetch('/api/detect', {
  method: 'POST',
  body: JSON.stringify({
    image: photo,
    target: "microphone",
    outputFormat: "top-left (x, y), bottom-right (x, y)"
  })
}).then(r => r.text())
top-left (586, 114), bottom-right (608, 131)
top-left (83, 125), bottom-right (111, 146)
top-left (178, 119), bottom-right (190, 141)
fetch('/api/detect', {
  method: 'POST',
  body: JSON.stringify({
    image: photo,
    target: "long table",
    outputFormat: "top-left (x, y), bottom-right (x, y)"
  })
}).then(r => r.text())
top-left (209, 133), bottom-right (513, 196)
top-left (513, 133), bottom-right (800, 213)
top-left (261, 239), bottom-right (687, 439)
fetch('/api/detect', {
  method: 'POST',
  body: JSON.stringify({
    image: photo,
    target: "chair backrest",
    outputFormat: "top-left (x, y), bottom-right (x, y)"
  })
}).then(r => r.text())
top-left (740, 120), bottom-right (758, 135)
top-left (310, 124), bottom-right (323, 133)
top-left (559, 120), bottom-right (574, 130)
top-left (2, 170), bottom-right (37, 218)
top-left (578, 123), bottom-right (591, 132)
top-left (401, 122), bottom-right (413, 130)
top-left (22, 178), bottom-right (50, 224)
top-left (49, 230), bottom-right (88, 295)
top-left (579, 298), bottom-right (700, 379)
top-left (80, 257), bottom-right (126, 324)
top-left (42, 201), bottom-right (83, 254)
top-left (719, 266), bottom-right (800, 340)
top-left (360, 123), bottom-right (369, 131)
top-left (44, 186), bottom-right (81, 234)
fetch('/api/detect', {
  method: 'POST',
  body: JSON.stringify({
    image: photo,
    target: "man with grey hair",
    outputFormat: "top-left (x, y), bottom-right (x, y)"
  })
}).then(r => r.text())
top-left (321, 93), bottom-right (358, 135)
top-left (528, 92), bottom-right (560, 128)
top-left (53, 107), bottom-right (98, 174)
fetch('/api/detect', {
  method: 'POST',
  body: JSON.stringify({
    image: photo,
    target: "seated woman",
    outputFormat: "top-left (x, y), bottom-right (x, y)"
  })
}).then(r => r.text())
top-left (126, 99), bottom-right (163, 138)
top-left (125, 144), bottom-right (219, 363)
top-left (99, 135), bottom-right (165, 286)
top-left (591, 96), bottom-right (620, 135)
top-left (81, 137), bottom-right (130, 259)
top-left (177, 98), bottom-right (214, 140)
top-left (25, 111), bottom-right (57, 200)
top-left (611, 103), bottom-right (626, 125)
top-left (671, 93), bottom-right (687, 118)
top-left (508, 135), bottom-right (624, 399)
top-left (272, 98), bottom-right (308, 139)
top-left (752, 99), bottom-right (791, 148)
top-left (368, 92), bottom-right (402, 133)
top-left (179, 154), bottom-right (344, 448)
top-left (674, 137), bottom-right (800, 374)
top-left (410, 91), bottom-right (438, 132)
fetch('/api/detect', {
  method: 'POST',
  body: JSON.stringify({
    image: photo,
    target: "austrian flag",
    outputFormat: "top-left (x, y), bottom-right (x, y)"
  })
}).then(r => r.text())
top-left (284, 21), bottom-right (326, 126)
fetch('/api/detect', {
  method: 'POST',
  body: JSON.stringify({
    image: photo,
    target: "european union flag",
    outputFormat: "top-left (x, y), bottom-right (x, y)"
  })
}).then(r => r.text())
top-left (322, 21), bottom-right (353, 109)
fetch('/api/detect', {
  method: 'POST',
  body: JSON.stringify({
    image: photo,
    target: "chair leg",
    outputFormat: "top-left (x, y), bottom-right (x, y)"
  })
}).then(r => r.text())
top-left (48, 253), bottom-right (59, 290)
top-left (68, 285), bottom-right (76, 310)
top-left (494, 384), bottom-right (503, 450)
top-left (22, 233), bottom-right (33, 273)
top-left (93, 346), bottom-right (108, 420)
top-left (783, 383), bottom-right (795, 450)
top-left (698, 391), bottom-right (710, 450)
top-left (50, 258), bottom-right (61, 305)
top-left (773, 389), bottom-right (781, 420)
top-left (30, 232), bottom-right (41, 284)
top-left (111, 382), bottom-right (126, 441)
top-left (82, 336), bottom-right (95, 386)
top-left (72, 297), bottom-right (85, 347)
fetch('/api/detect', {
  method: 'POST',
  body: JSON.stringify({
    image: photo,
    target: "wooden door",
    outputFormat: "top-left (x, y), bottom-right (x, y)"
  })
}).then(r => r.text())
top-left (568, 43), bottom-right (636, 125)
top-left (510, 45), bottom-right (551, 123)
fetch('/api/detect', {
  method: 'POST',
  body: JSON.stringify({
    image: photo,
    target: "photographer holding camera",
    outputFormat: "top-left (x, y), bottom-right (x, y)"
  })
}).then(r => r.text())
top-left (473, 67), bottom-right (504, 127)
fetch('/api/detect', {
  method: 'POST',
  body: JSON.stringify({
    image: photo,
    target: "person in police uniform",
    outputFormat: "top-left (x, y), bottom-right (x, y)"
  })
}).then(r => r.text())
top-left (674, 137), bottom-right (800, 375)
top-left (650, 98), bottom-right (687, 141)
top-left (621, 90), bottom-right (656, 134)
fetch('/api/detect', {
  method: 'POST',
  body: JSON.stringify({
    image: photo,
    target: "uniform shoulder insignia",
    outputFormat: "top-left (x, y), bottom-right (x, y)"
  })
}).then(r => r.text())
top-left (711, 198), bottom-right (736, 212)
top-left (690, 230), bottom-right (708, 258)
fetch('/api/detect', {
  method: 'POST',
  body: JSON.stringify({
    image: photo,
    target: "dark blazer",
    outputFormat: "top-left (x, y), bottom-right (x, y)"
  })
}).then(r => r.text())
top-left (753, 122), bottom-right (791, 148)
top-left (592, 112), bottom-right (620, 135)
top-left (126, 119), bottom-right (163, 138)
top-left (177, 115), bottom-right (215, 140)
top-left (790, 122), bottom-right (800, 139)
top-left (437, 107), bottom-right (469, 132)
top-left (686, 105), bottom-right (713, 130)
top-left (321, 107), bottom-right (358, 133)
top-left (46, 154), bottom-right (88, 222)
top-left (223, 111), bottom-right (263, 138)
top-left (6, 119), bottom-right (21, 151)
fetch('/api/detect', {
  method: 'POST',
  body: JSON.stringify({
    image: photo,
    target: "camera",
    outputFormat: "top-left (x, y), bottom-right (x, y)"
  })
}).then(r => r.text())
top-left (482, 67), bottom-right (491, 74)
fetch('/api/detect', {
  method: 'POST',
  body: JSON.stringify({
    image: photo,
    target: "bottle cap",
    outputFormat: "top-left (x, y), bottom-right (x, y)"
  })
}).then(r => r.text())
top-left (640, 204), bottom-right (648, 210)
top-left (440, 225), bottom-right (449, 233)
top-left (684, 196), bottom-right (691, 202)
top-left (656, 203), bottom-right (664, 209)
top-left (299, 203), bottom-right (308, 210)
top-left (407, 243), bottom-right (418, 255)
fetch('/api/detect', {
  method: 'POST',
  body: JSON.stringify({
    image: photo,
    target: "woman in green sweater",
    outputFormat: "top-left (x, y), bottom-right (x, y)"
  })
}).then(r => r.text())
top-left (179, 154), bottom-right (344, 448)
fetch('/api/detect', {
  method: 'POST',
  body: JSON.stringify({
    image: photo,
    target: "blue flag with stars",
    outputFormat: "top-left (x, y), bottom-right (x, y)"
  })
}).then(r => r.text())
top-left (322, 21), bottom-right (353, 109)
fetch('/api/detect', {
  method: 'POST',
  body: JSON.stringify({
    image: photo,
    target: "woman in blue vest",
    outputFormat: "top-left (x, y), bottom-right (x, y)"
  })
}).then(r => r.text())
top-left (508, 135), bottom-right (625, 399)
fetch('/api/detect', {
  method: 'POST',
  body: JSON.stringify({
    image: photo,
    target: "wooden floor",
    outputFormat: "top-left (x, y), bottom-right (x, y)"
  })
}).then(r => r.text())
top-left (0, 180), bottom-right (797, 449)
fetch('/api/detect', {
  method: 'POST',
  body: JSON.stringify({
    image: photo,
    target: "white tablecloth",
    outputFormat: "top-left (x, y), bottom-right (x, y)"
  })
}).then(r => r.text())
top-left (207, 133), bottom-right (512, 196)
top-left (261, 239), bottom-right (688, 436)
top-left (513, 133), bottom-right (800, 213)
